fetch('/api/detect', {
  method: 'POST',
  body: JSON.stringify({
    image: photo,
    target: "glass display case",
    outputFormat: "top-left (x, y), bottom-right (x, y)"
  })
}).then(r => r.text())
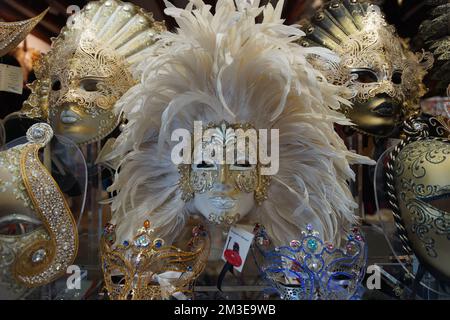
top-left (0, 0), bottom-right (448, 303)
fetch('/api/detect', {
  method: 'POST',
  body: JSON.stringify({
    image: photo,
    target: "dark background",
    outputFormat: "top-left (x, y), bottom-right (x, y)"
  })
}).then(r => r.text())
top-left (0, 0), bottom-right (431, 42)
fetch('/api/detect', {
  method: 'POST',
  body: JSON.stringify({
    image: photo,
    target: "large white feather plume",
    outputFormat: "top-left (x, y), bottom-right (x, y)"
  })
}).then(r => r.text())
top-left (103, 0), bottom-right (375, 247)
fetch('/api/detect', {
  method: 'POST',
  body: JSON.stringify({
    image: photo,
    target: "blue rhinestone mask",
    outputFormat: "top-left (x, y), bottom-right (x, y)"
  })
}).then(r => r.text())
top-left (254, 225), bottom-right (367, 300)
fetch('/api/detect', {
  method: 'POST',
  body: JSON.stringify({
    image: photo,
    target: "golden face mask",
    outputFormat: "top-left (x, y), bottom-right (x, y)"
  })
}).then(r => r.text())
top-left (387, 118), bottom-right (450, 281)
top-left (299, 1), bottom-right (432, 137)
top-left (101, 220), bottom-right (210, 300)
top-left (178, 122), bottom-right (271, 225)
top-left (0, 123), bottom-right (78, 298)
top-left (0, 9), bottom-right (48, 58)
top-left (22, 0), bottom-right (165, 145)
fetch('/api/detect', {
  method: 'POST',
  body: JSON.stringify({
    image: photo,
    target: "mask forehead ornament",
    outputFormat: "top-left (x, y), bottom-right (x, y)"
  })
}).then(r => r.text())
top-left (22, 0), bottom-right (165, 145)
top-left (387, 117), bottom-right (450, 281)
top-left (0, 123), bottom-right (78, 295)
top-left (298, 0), bottom-right (433, 137)
top-left (0, 9), bottom-right (48, 58)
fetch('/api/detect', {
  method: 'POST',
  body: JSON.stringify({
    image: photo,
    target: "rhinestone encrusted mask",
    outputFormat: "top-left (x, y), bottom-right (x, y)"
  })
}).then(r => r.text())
top-left (254, 224), bottom-right (367, 300)
top-left (0, 123), bottom-right (78, 294)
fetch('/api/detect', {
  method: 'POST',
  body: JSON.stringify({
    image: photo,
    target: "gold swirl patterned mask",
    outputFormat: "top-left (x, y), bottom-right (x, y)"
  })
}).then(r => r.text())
top-left (392, 138), bottom-right (450, 281)
top-left (22, 0), bottom-right (165, 145)
top-left (42, 36), bottom-right (134, 145)
top-left (179, 122), bottom-right (271, 225)
top-left (0, 123), bottom-right (78, 298)
top-left (299, 1), bottom-right (432, 137)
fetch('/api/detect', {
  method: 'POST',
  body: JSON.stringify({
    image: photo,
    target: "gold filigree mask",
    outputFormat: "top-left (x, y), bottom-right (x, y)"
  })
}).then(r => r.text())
top-left (22, 0), bottom-right (165, 145)
top-left (30, 36), bottom-right (135, 145)
top-left (101, 221), bottom-right (210, 300)
top-left (299, 1), bottom-right (432, 137)
top-left (388, 118), bottom-right (450, 281)
top-left (0, 123), bottom-right (78, 298)
top-left (178, 122), bottom-right (271, 225)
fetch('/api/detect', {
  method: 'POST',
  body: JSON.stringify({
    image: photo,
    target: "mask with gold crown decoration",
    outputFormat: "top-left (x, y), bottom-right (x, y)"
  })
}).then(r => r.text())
top-left (101, 219), bottom-right (210, 300)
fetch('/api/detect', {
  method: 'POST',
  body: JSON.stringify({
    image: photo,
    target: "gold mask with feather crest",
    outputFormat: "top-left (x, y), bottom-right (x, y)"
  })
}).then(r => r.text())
top-left (298, 0), bottom-right (433, 137)
top-left (22, 0), bottom-right (165, 145)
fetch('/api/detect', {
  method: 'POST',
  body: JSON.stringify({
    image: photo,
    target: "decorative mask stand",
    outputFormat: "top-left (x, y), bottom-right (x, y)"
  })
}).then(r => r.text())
top-left (63, 142), bottom-right (103, 300)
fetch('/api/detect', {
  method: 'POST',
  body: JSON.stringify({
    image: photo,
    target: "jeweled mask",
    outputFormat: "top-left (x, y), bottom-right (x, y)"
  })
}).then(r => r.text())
top-left (387, 119), bottom-right (450, 281)
top-left (101, 220), bottom-right (210, 300)
top-left (254, 224), bottom-right (367, 300)
top-left (299, 1), bottom-right (432, 137)
top-left (0, 123), bottom-right (78, 299)
top-left (179, 122), bottom-right (271, 226)
top-left (22, 0), bottom-right (165, 145)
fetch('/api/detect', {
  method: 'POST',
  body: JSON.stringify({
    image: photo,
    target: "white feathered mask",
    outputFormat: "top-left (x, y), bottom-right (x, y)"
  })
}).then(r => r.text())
top-left (102, 0), bottom-right (374, 247)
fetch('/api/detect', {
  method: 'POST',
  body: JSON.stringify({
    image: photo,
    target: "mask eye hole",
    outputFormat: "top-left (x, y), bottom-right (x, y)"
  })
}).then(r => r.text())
top-left (51, 79), bottom-right (61, 91)
top-left (392, 71), bottom-right (402, 85)
top-left (351, 69), bottom-right (378, 83)
top-left (195, 161), bottom-right (215, 169)
top-left (421, 194), bottom-right (450, 213)
top-left (330, 272), bottom-right (353, 289)
top-left (0, 215), bottom-right (42, 236)
top-left (234, 160), bottom-right (251, 168)
top-left (80, 79), bottom-right (100, 92)
top-left (231, 160), bottom-right (254, 171)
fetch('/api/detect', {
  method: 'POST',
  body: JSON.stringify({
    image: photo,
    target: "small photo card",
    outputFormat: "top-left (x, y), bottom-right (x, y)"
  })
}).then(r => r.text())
top-left (221, 226), bottom-right (255, 272)
top-left (0, 64), bottom-right (23, 94)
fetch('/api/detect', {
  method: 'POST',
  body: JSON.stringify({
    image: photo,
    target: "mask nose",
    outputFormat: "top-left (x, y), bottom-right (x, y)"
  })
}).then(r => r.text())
top-left (213, 165), bottom-right (233, 192)
top-left (372, 81), bottom-right (397, 99)
top-left (58, 89), bottom-right (78, 105)
top-left (212, 183), bottom-right (233, 193)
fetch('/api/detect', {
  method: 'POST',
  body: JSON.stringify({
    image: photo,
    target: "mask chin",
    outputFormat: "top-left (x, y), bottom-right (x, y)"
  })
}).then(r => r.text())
top-left (194, 190), bottom-right (255, 225)
top-left (348, 94), bottom-right (402, 137)
top-left (49, 103), bottom-right (118, 145)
